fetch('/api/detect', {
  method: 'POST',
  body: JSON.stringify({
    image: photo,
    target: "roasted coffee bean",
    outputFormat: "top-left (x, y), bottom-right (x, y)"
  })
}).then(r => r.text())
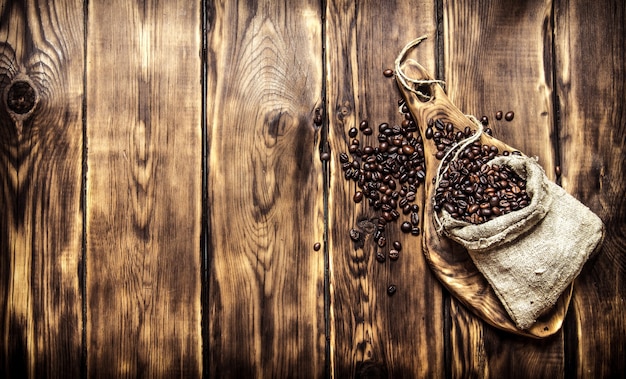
top-left (410, 212), bottom-right (419, 226)
top-left (393, 241), bottom-right (402, 251)
top-left (389, 249), bottom-right (399, 260)
top-left (406, 191), bottom-right (416, 201)
top-left (402, 145), bottom-right (415, 155)
top-left (339, 153), bottom-right (349, 163)
top-left (425, 127), bottom-right (434, 139)
top-left (495, 111), bottom-right (503, 120)
top-left (443, 203), bottom-right (456, 214)
top-left (383, 69), bottom-right (394, 77)
top-left (467, 203), bottom-right (479, 214)
top-left (360, 120), bottom-right (369, 130)
top-left (348, 127), bottom-right (358, 138)
top-left (411, 227), bottom-right (420, 236)
top-left (377, 236), bottom-right (387, 247)
top-left (353, 191), bottom-right (363, 203)
top-left (320, 152), bottom-right (330, 161)
top-left (400, 221), bottom-right (412, 233)
top-left (387, 285), bottom-right (397, 296)
top-left (376, 251), bottom-right (386, 263)
top-left (313, 242), bottom-right (321, 251)
top-left (505, 111), bottom-right (514, 121)
top-left (480, 115), bottom-right (489, 125)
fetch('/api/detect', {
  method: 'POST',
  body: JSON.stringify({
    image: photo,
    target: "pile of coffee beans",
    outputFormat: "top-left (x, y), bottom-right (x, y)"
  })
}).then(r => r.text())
top-left (426, 116), bottom-right (531, 224)
top-left (340, 99), bottom-right (424, 263)
top-left (434, 155), bottom-right (531, 223)
top-left (424, 118), bottom-right (494, 160)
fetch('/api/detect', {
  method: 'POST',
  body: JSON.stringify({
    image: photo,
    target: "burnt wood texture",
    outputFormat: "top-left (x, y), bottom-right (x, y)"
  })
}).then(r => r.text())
top-left (0, 0), bottom-right (624, 377)
top-left (0, 1), bottom-right (84, 377)
top-left (85, 0), bottom-right (202, 377)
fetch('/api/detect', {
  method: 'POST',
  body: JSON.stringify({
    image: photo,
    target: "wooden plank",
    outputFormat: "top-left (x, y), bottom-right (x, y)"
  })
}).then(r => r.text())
top-left (0, 0), bottom-right (84, 377)
top-left (554, 0), bottom-right (626, 377)
top-left (85, 1), bottom-right (202, 376)
top-left (325, 1), bottom-right (443, 377)
top-left (205, 1), bottom-right (325, 376)
top-left (441, 0), bottom-right (566, 377)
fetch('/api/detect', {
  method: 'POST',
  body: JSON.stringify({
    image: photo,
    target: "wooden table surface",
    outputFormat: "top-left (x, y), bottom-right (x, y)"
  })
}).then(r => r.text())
top-left (1, 0), bottom-right (624, 377)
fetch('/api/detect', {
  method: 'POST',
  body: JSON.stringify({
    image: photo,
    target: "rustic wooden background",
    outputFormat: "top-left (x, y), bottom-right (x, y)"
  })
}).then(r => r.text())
top-left (1, 0), bottom-right (624, 377)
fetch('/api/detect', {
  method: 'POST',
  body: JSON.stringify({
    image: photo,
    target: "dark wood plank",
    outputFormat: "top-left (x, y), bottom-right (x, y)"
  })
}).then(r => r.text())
top-left (554, 0), bottom-right (626, 376)
top-left (85, 1), bottom-right (202, 376)
top-left (325, 1), bottom-right (444, 376)
top-left (205, 1), bottom-right (325, 376)
top-left (0, 0), bottom-right (84, 377)
top-left (441, 0), bottom-right (566, 376)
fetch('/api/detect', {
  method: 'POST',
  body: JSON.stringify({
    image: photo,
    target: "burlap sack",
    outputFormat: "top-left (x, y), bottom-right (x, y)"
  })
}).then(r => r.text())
top-left (438, 155), bottom-right (604, 330)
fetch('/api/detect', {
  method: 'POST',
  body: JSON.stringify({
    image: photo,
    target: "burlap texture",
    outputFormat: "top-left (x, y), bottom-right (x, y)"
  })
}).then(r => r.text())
top-left (439, 155), bottom-right (604, 329)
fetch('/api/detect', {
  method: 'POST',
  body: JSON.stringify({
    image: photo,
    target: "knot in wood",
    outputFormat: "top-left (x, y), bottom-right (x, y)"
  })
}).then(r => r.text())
top-left (6, 79), bottom-right (37, 115)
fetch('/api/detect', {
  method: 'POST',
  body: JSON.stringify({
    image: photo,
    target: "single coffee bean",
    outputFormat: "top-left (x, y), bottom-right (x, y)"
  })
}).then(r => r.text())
top-left (443, 203), bottom-right (456, 214)
top-left (411, 227), bottom-right (420, 236)
top-left (495, 110), bottom-right (503, 120)
top-left (402, 145), bottom-right (415, 155)
top-left (313, 242), bottom-right (321, 251)
top-left (320, 152), bottom-right (330, 161)
top-left (387, 285), bottom-right (397, 296)
top-left (480, 115), bottom-right (489, 125)
top-left (400, 221), bottom-right (412, 233)
top-left (349, 127), bottom-right (358, 138)
top-left (377, 236), bottom-right (387, 247)
top-left (376, 251), bottom-right (386, 263)
top-left (425, 127), bottom-right (433, 139)
top-left (362, 127), bottom-right (373, 136)
top-left (339, 153), bottom-right (349, 163)
top-left (393, 241), bottom-right (402, 251)
top-left (383, 69), bottom-right (394, 77)
top-left (504, 111), bottom-right (514, 121)
top-left (410, 212), bottom-right (419, 226)
top-left (353, 191), bottom-right (363, 203)
top-left (402, 204), bottom-right (412, 214)
top-left (389, 249), bottom-right (399, 260)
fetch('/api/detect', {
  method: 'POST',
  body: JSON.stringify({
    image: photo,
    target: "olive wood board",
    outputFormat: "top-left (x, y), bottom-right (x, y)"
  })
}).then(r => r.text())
top-left (396, 58), bottom-right (572, 338)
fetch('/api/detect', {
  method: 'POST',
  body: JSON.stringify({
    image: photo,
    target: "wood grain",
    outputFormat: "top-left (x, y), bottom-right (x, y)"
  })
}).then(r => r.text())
top-left (440, 0), bottom-right (565, 376)
top-left (325, 1), bottom-right (443, 377)
top-left (85, 1), bottom-right (202, 377)
top-left (554, 0), bottom-right (626, 377)
top-left (0, 0), bottom-right (84, 377)
top-left (205, 0), bottom-right (325, 376)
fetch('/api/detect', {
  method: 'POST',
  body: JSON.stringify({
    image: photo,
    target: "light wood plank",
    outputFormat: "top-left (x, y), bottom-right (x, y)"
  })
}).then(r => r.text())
top-left (0, 0), bottom-right (84, 377)
top-left (86, 1), bottom-right (202, 376)
top-left (554, 0), bottom-right (626, 377)
top-left (442, 0), bottom-right (565, 376)
top-left (326, 1), bottom-right (443, 376)
top-left (205, 1), bottom-right (325, 376)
